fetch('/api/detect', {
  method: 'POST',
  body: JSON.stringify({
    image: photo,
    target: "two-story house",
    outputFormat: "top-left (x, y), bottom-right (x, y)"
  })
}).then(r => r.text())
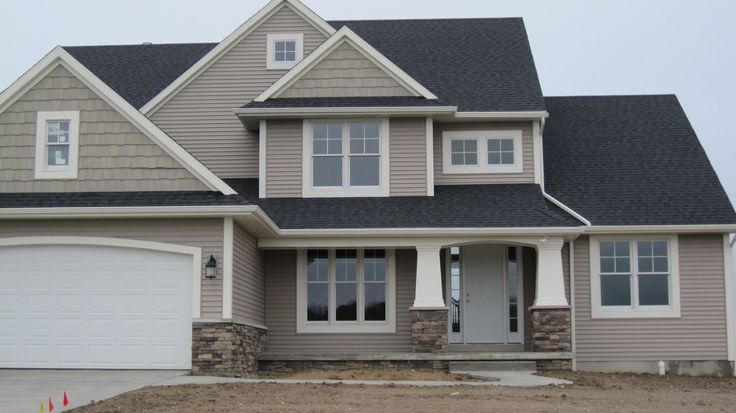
top-left (1, 0), bottom-right (735, 376)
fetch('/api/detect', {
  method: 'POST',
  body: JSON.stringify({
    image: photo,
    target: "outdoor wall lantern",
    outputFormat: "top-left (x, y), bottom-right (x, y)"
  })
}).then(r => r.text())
top-left (205, 255), bottom-right (217, 279)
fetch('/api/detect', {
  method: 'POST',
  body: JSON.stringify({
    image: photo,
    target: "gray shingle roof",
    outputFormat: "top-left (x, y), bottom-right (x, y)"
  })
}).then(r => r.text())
top-left (543, 94), bottom-right (736, 226)
top-left (226, 179), bottom-right (581, 229)
top-left (242, 97), bottom-right (451, 108)
top-left (64, 43), bottom-right (216, 109)
top-left (0, 191), bottom-right (249, 208)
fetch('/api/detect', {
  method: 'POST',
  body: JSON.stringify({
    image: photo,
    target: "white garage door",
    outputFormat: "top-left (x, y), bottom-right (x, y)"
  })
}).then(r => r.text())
top-left (0, 244), bottom-right (193, 369)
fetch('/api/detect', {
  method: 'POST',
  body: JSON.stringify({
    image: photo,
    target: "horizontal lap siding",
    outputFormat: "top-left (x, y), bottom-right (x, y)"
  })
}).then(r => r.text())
top-left (266, 120), bottom-right (302, 197)
top-left (264, 249), bottom-right (415, 353)
top-left (278, 42), bottom-right (413, 98)
top-left (0, 219), bottom-right (225, 318)
top-left (149, 4), bottom-right (327, 178)
top-left (390, 118), bottom-right (428, 196)
top-left (433, 121), bottom-right (535, 185)
top-left (0, 65), bottom-right (207, 192)
top-left (573, 235), bottom-right (728, 362)
top-left (232, 223), bottom-right (265, 326)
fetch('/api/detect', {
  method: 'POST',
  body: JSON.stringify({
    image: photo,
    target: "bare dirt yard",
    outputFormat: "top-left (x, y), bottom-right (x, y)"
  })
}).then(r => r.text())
top-left (71, 371), bottom-right (736, 413)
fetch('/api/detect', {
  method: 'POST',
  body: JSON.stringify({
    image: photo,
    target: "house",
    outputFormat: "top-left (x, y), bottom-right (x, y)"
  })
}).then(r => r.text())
top-left (0, 0), bottom-right (734, 377)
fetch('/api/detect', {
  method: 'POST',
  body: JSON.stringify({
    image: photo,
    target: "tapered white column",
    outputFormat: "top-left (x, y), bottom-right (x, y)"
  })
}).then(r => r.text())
top-left (412, 246), bottom-right (446, 308)
top-left (534, 237), bottom-right (570, 308)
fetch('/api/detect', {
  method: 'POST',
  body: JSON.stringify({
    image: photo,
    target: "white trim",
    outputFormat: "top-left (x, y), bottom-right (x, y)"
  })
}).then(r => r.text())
top-left (302, 119), bottom-right (390, 198)
top-left (0, 47), bottom-right (236, 194)
top-left (296, 248), bottom-right (396, 333)
top-left (425, 117), bottom-right (435, 196)
top-left (724, 234), bottom-right (735, 363)
top-left (585, 224), bottom-right (736, 234)
top-left (34, 111), bottom-right (80, 179)
top-left (266, 33), bottom-right (304, 70)
top-left (532, 120), bottom-right (544, 187)
top-left (0, 236), bottom-right (203, 318)
top-left (441, 130), bottom-right (524, 174)
top-left (589, 235), bottom-right (681, 319)
top-left (255, 27), bottom-right (438, 102)
top-left (454, 111), bottom-right (549, 120)
top-left (222, 217), bottom-right (234, 319)
top-left (140, 0), bottom-right (335, 115)
top-left (413, 245), bottom-right (446, 308)
top-left (235, 106), bottom-right (456, 118)
top-left (569, 240), bottom-right (577, 371)
top-left (543, 192), bottom-right (592, 226)
top-left (259, 119), bottom-right (267, 198)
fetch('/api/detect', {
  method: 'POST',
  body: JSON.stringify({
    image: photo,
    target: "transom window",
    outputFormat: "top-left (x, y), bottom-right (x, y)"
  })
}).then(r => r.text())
top-left (303, 120), bottom-right (389, 197)
top-left (266, 33), bottom-right (304, 70)
top-left (34, 111), bottom-right (80, 179)
top-left (298, 249), bottom-right (396, 333)
top-left (591, 236), bottom-right (681, 318)
top-left (442, 130), bottom-right (523, 174)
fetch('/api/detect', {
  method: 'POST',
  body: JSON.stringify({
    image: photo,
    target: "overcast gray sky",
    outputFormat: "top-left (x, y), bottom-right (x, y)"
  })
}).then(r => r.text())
top-left (2, 0), bottom-right (734, 207)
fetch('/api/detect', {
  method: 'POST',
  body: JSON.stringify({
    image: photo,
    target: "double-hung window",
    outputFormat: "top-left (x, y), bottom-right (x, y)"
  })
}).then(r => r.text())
top-left (297, 248), bottom-right (396, 333)
top-left (442, 130), bottom-right (523, 174)
top-left (34, 111), bottom-right (80, 179)
top-left (303, 120), bottom-right (389, 197)
top-left (591, 236), bottom-right (681, 318)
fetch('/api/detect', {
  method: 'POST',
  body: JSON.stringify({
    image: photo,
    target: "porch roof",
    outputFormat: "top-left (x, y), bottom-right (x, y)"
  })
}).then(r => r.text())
top-left (225, 179), bottom-right (582, 229)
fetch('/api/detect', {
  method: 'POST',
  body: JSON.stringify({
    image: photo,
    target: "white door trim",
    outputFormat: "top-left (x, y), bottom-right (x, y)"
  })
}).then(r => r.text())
top-left (0, 236), bottom-right (203, 318)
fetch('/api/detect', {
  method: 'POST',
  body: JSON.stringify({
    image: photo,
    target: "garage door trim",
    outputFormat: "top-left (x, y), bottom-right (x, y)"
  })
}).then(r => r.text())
top-left (0, 236), bottom-right (202, 318)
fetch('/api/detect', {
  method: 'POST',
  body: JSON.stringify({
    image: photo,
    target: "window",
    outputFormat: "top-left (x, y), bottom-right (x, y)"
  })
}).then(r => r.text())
top-left (303, 120), bottom-right (390, 197)
top-left (34, 111), bottom-right (80, 179)
top-left (442, 130), bottom-right (523, 174)
top-left (266, 33), bottom-right (303, 70)
top-left (297, 249), bottom-right (396, 333)
top-left (590, 236), bottom-right (681, 318)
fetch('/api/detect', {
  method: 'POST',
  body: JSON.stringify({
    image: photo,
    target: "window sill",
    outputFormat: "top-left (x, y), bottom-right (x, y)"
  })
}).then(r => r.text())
top-left (34, 170), bottom-right (78, 180)
top-left (303, 186), bottom-right (389, 198)
top-left (442, 165), bottom-right (523, 175)
top-left (297, 322), bottom-right (395, 334)
top-left (591, 306), bottom-right (681, 319)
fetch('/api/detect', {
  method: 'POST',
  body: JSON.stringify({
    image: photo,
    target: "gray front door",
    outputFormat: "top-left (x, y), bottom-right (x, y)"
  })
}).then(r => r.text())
top-left (462, 245), bottom-right (507, 343)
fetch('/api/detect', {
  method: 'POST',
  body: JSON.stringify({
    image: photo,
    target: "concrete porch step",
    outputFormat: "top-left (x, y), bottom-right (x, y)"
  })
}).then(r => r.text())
top-left (450, 361), bottom-right (537, 373)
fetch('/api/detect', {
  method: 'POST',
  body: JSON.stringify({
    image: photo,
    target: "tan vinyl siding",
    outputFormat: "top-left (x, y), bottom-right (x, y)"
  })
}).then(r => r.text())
top-left (265, 119), bottom-right (302, 197)
top-left (0, 65), bottom-right (207, 193)
top-left (277, 41), bottom-right (413, 98)
top-left (390, 118), bottom-right (428, 196)
top-left (574, 235), bottom-right (728, 362)
top-left (0, 218), bottom-right (225, 319)
top-left (232, 223), bottom-right (265, 326)
top-left (264, 249), bottom-right (415, 353)
top-left (433, 121), bottom-right (535, 185)
top-left (149, 4), bottom-right (328, 178)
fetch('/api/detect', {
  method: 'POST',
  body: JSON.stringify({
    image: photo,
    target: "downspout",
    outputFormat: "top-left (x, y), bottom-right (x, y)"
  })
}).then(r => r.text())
top-left (569, 239), bottom-right (577, 371)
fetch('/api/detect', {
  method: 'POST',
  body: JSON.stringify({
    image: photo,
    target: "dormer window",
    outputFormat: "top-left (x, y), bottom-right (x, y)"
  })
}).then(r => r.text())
top-left (442, 130), bottom-right (523, 174)
top-left (267, 33), bottom-right (304, 70)
top-left (34, 111), bottom-right (80, 179)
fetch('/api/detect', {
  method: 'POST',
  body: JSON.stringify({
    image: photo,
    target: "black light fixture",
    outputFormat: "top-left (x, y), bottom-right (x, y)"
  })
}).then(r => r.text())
top-left (205, 255), bottom-right (217, 279)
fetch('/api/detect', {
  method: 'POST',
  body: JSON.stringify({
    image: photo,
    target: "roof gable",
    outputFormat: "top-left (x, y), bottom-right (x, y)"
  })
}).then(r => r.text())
top-left (256, 26), bottom-right (437, 102)
top-left (0, 47), bottom-right (236, 194)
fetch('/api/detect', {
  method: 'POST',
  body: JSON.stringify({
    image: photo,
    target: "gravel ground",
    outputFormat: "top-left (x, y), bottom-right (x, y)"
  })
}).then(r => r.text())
top-left (70, 371), bottom-right (736, 413)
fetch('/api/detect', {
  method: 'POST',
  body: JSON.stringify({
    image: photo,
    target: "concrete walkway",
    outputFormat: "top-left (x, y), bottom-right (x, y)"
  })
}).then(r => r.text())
top-left (0, 370), bottom-right (187, 413)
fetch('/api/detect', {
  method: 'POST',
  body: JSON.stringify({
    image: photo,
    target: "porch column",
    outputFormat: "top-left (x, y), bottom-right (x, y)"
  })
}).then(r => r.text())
top-left (531, 237), bottom-right (572, 369)
top-left (410, 245), bottom-right (448, 353)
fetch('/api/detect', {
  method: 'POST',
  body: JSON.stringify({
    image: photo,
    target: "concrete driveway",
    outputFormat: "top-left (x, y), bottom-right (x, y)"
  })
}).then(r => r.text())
top-left (0, 370), bottom-right (187, 413)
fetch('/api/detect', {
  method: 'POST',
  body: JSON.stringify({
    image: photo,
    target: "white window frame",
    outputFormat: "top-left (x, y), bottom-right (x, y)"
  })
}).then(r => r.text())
top-left (296, 248), bottom-right (396, 333)
top-left (266, 33), bottom-right (304, 70)
top-left (590, 235), bottom-right (681, 319)
top-left (442, 130), bottom-right (523, 174)
top-left (34, 111), bottom-right (80, 180)
top-left (302, 119), bottom-right (390, 198)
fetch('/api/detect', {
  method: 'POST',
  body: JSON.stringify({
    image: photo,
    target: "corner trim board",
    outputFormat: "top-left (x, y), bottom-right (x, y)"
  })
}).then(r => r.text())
top-left (425, 117), bottom-right (434, 196)
top-left (222, 217), bottom-right (234, 319)
top-left (724, 234), bottom-right (735, 363)
top-left (259, 120), bottom-right (267, 198)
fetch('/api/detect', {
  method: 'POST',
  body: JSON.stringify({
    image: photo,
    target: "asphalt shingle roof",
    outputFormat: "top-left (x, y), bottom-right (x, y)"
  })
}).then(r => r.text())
top-left (0, 191), bottom-right (249, 208)
top-left (242, 96), bottom-right (451, 108)
top-left (226, 179), bottom-right (581, 229)
top-left (64, 43), bottom-right (216, 109)
top-left (543, 94), bottom-right (736, 226)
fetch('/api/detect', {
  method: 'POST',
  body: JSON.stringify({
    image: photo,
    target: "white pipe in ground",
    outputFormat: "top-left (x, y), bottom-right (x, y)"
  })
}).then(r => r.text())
top-left (658, 361), bottom-right (666, 375)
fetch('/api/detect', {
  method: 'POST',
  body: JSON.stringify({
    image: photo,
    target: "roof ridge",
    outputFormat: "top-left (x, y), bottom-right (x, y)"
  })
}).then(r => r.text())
top-left (544, 93), bottom-right (677, 99)
top-left (63, 42), bottom-right (217, 49)
top-left (328, 17), bottom-right (523, 23)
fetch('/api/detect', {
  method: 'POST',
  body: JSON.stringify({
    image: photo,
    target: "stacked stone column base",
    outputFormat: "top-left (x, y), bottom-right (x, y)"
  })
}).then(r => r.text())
top-left (192, 322), bottom-right (267, 377)
top-left (530, 307), bottom-right (572, 371)
top-left (410, 308), bottom-right (448, 353)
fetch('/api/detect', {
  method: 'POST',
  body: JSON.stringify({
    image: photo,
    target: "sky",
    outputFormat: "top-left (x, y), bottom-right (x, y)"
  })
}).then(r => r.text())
top-left (1, 0), bottom-right (734, 207)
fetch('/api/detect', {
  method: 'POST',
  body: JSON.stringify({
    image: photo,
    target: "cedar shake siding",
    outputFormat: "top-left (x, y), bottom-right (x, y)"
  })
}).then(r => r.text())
top-left (263, 249), bottom-right (415, 353)
top-left (149, 3), bottom-right (328, 179)
top-left (0, 65), bottom-right (207, 193)
top-left (232, 223), bottom-right (266, 326)
top-left (433, 121), bottom-right (535, 185)
top-left (573, 234), bottom-right (729, 362)
top-left (0, 218), bottom-right (225, 319)
top-left (276, 41), bottom-right (414, 98)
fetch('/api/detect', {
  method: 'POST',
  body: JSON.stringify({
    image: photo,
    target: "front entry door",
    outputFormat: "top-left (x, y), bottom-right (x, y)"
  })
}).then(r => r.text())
top-left (462, 245), bottom-right (507, 343)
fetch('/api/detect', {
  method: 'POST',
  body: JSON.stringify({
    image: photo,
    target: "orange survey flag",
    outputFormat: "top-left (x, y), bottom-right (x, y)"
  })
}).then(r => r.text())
top-left (63, 391), bottom-right (69, 407)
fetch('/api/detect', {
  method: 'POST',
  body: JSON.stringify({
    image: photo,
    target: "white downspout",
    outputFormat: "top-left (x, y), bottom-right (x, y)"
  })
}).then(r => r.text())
top-left (569, 239), bottom-right (577, 371)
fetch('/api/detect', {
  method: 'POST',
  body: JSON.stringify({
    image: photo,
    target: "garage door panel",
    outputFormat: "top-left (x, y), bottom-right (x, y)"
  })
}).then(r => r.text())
top-left (0, 244), bottom-right (193, 369)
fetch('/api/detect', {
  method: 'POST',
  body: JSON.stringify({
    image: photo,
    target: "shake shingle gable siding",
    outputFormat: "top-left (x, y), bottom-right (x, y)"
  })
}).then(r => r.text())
top-left (543, 95), bottom-right (736, 226)
top-left (226, 179), bottom-right (580, 229)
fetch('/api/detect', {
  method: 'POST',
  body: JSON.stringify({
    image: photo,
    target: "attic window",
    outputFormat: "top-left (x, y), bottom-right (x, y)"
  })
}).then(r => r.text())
top-left (34, 111), bottom-right (80, 179)
top-left (267, 33), bottom-right (304, 70)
